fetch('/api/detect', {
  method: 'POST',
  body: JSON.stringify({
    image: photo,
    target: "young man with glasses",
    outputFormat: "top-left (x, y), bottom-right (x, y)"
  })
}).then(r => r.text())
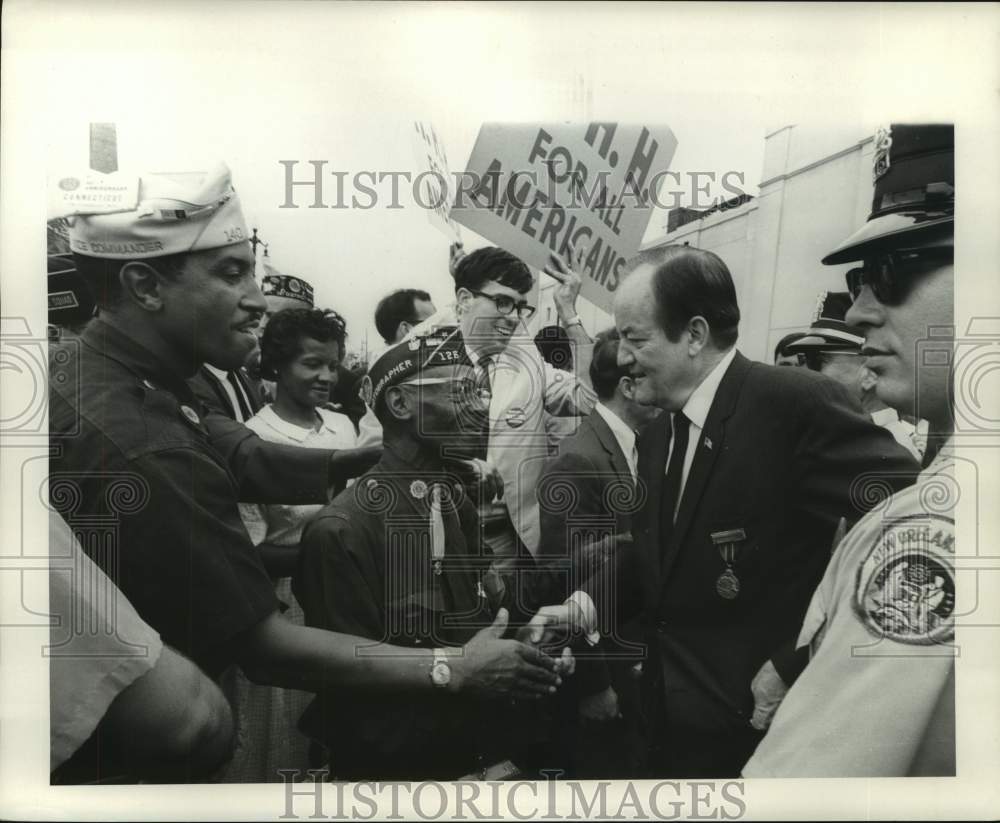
top-left (743, 123), bottom-right (956, 777)
top-left (421, 245), bottom-right (598, 564)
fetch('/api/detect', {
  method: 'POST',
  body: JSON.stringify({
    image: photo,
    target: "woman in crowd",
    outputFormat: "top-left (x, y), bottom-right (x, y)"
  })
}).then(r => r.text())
top-left (219, 307), bottom-right (360, 782)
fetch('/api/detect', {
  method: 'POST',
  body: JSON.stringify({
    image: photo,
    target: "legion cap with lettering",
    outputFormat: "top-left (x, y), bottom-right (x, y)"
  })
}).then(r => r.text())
top-left (262, 273), bottom-right (315, 307)
top-left (361, 325), bottom-right (474, 413)
top-left (58, 162), bottom-right (250, 259)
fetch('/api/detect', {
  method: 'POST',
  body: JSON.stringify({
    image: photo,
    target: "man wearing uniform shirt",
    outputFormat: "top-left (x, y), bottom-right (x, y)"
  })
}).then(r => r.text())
top-left (787, 290), bottom-right (922, 460)
top-left (294, 325), bottom-right (574, 780)
top-left (416, 245), bottom-right (597, 562)
top-left (48, 163), bottom-right (563, 777)
top-left (743, 123), bottom-right (957, 777)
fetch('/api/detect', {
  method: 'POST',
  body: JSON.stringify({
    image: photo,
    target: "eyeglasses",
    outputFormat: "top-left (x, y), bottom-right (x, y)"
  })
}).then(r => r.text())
top-left (468, 290), bottom-right (537, 319)
top-left (847, 246), bottom-right (953, 305)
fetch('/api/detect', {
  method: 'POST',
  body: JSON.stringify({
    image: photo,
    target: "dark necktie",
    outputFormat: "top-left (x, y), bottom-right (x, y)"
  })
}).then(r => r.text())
top-left (226, 370), bottom-right (253, 422)
top-left (660, 411), bottom-right (690, 547)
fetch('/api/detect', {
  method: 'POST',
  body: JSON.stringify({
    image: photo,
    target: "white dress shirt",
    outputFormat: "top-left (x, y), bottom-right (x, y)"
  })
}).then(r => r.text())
top-left (870, 406), bottom-right (922, 461)
top-left (204, 363), bottom-right (254, 423)
top-left (664, 347), bottom-right (737, 521)
top-left (593, 402), bottom-right (638, 481)
top-left (569, 347), bottom-right (737, 638)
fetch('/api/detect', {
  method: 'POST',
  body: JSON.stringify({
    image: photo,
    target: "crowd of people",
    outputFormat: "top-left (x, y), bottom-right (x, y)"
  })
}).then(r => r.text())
top-left (47, 122), bottom-right (955, 783)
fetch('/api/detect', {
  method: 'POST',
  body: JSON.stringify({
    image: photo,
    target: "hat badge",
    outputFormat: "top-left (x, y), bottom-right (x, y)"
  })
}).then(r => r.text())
top-left (872, 125), bottom-right (893, 182)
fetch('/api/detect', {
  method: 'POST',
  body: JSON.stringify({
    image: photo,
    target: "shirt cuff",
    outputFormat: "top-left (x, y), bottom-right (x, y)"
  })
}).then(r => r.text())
top-left (566, 591), bottom-right (601, 646)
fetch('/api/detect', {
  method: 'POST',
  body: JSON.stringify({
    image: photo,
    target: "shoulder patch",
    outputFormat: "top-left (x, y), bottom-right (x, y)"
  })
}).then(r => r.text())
top-left (853, 513), bottom-right (955, 645)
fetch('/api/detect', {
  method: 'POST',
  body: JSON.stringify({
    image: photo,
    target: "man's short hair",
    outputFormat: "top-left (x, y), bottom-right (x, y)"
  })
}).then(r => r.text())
top-left (374, 288), bottom-right (432, 344)
top-left (589, 328), bottom-right (628, 401)
top-left (533, 325), bottom-right (573, 371)
top-left (453, 247), bottom-right (533, 295)
top-left (774, 331), bottom-right (807, 362)
top-left (72, 252), bottom-right (187, 309)
top-left (260, 308), bottom-right (347, 380)
top-left (628, 245), bottom-right (740, 349)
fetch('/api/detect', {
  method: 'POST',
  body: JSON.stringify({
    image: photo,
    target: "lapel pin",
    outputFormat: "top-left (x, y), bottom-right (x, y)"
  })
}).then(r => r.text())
top-left (704, 436), bottom-right (713, 450)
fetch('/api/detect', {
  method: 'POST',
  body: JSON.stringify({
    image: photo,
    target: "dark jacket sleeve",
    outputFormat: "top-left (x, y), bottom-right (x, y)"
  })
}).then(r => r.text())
top-left (202, 409), bottom-right (333, 505)
top-left (770, 374), bottom-right (921, 684)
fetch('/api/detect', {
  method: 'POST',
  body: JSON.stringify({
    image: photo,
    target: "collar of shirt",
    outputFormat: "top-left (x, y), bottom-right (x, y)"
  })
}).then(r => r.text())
top-left (593, 402), bottom-right (637, 472)
top-left (253, 404), bottom-right (346, 443)
top-left (870, 406), bottom-right (901, 428)
top-left (680, 347), bottom-right (738, 430)
top-left (82, 318), bottom-right (195, 401)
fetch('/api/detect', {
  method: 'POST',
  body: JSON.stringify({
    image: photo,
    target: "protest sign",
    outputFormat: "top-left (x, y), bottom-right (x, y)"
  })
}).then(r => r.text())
top-left (451, 123), bottom-right (678, 313)
top-left (412, 121), bottom-right (462, 242)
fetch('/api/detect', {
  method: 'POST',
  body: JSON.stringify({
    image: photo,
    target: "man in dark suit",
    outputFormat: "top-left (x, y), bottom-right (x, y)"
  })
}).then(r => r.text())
top-left (537, 328), bottom-right (659, 776)
top-left (528, 245), bottom-right (921, 777)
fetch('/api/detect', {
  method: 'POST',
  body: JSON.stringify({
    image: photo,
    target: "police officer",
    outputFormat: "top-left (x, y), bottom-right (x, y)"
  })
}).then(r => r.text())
top-left (48, 163), bottom-right (561, 780)
top-left (786, 290), bottom-right (922, 459)
top-left (294, 325), bottom-right (574, 780)
top-left (743, 124), bottom-right (956, 776)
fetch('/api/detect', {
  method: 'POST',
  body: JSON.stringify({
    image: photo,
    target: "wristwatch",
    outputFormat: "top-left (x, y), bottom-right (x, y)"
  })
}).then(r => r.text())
top-left (430, 648), bottom-right (452, 689)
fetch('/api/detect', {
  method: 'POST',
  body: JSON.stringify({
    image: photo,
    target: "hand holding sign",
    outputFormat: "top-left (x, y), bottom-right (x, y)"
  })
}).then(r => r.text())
top-left (449, 240), bottom-right (466, 278)
top-left (544, 249), bottom-right (584, 322)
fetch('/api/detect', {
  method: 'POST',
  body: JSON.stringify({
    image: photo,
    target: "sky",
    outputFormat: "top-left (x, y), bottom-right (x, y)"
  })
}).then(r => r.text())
top-left (9, 1), bottom-right (996, 353)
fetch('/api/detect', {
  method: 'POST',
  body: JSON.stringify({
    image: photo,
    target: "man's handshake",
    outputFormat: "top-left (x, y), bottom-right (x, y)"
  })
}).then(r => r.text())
top-left (518, 598), bottom-right (591, 648)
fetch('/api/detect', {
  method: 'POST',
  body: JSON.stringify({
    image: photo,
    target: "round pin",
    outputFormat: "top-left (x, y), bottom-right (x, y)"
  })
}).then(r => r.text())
top-left (410, 480), bottom-right (428, 499)
top-left (179, 405), bottom-right (201, 425)
top-left (505, 407), bottom-right (527, 429)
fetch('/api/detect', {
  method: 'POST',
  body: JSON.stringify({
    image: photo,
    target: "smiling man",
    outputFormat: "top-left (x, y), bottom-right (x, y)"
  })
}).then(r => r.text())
top-left (743, 123), bottom-right (957, 777)
top-left (48, 165), bottom-right (561, 781)
top-left (435, 245), bottom-right (598, 563)
top-left (527, 240), bottom-right (922, 778)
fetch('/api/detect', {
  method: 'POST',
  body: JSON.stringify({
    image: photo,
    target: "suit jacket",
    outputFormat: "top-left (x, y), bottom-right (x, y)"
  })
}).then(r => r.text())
top-left (586, 352), bottom-right (921, 739)
top-left (538, 408), bottom-right (646, 698)
top-left (538, 409), bottom-right (637, 575)
top-left (189, 366), bottom-right (331, 505)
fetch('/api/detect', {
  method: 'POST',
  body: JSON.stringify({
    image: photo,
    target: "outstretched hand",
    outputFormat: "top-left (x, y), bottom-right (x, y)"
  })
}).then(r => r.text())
top-left (451, 608), bottom-right (562, 700)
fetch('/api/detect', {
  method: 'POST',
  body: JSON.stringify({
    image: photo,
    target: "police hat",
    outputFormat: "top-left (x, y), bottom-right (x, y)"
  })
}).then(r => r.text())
top-left (823, 124), bottom-right (954, 265)
top-left (785, 291), bottom-right (864, 354)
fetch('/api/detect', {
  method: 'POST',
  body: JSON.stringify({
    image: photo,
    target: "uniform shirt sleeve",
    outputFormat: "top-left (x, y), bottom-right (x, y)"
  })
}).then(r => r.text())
top-left (743, 509), bottom-right (956, 778)
top-left (202, 408), bottom-right (331, 505)
top-left (49, 514), bottom-right (164, 770)
top-left (118, 447), bottom-right (280, 671)
top-left (294, 513), bottom-right (384, 640)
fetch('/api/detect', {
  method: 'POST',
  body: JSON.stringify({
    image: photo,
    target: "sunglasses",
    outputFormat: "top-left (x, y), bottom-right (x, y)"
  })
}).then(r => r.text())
top-left (846, 246), bottom-right (953, 305)
top-left (467, 290), bottom-right (537, 320)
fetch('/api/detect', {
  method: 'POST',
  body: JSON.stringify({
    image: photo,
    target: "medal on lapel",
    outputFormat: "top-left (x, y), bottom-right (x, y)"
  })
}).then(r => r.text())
top-left (710, 528), bottom-right (747, 600)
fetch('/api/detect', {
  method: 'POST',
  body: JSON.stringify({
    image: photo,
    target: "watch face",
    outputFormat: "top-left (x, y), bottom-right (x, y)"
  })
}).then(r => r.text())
top-left (431, 660), bottom-right (451, 687)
